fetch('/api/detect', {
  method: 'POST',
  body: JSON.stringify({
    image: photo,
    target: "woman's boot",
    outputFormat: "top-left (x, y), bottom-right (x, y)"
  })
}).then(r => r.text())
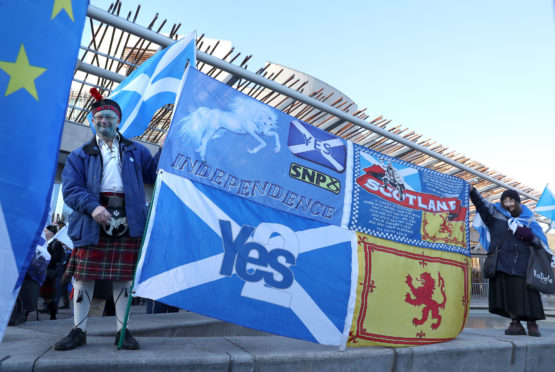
top-left (527, 321), bottom-right (541, 337)
top-left (504, 320), bottom-right (525, 335)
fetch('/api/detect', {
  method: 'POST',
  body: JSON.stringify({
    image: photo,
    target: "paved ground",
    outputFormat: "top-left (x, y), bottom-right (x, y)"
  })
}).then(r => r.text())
top-left (2, 300), bottom-right (555, 372)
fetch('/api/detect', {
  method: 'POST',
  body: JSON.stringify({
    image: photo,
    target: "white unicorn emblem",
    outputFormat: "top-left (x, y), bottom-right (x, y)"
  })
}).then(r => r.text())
top-left (176, 96), bottom-right (280, 161)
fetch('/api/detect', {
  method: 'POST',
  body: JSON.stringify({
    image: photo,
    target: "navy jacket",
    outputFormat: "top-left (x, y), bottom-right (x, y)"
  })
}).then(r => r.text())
top-left (470, 188), bottom-right (542, 277)
top-left (62, 136), bottom-right (160, 247)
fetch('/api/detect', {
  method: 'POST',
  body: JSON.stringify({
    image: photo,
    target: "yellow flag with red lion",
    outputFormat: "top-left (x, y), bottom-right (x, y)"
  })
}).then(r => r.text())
top-left (348, 233), bottom-right (470, 347)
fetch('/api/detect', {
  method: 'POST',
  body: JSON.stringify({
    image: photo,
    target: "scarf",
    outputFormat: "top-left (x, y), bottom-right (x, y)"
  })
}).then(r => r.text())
top-left (473, 202), bottom-right (550, 256)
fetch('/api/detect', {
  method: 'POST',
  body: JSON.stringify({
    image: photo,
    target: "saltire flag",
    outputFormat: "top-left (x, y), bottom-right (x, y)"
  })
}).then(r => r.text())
top-left (93, 32), bottom-right (196, 138)
top-left (134, 171), bottom-right (357, 347)
top-left (288, 119), bottom-right (347, 172)
top-left (536, 185), bottom-right (555, 221)
top-left (348, 232), bottom-right (470, 347)
top-left (0, 0), bottom-right (87, 341)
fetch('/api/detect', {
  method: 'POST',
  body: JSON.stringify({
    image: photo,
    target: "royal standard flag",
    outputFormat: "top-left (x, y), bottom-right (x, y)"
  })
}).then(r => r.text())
top-left (0, 0), bottom-right (88, 341)
top-left (348, 232), bottom-right (470, 347)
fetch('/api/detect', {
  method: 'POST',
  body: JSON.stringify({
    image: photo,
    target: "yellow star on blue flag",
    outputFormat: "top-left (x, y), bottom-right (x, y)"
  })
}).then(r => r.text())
top-left (0, 0), bottom-right (89, 342)
top-left (0, 44), bottom-right (46, 100)
top-left (51, 0), bottom-right (75, 21)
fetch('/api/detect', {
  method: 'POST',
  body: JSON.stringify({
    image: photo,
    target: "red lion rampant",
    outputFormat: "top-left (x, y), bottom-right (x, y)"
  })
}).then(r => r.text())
top-left (404, 272), bottom-right (447, 330)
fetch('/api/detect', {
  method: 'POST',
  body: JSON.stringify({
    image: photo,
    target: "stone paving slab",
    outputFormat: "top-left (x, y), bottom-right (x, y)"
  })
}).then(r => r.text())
top-left (33, 337), bottom-right (254, 372)
top-left (3, 310), bottom-right (555, 372)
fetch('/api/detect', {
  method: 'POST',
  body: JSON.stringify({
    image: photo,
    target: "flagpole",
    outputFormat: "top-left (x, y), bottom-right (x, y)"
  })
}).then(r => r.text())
top-left (117, 172), bottom-right (160, 349)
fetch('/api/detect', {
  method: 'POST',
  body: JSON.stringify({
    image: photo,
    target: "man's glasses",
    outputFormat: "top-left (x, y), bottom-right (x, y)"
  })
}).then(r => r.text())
top-left (93, 114), bottom-right (118, 121)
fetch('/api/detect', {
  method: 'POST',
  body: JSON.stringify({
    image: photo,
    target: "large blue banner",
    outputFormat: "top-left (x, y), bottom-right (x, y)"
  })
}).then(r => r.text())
top-left (159, 68), bottom-right (352, 227)
top-left (0, 0), bottom-right (88, 341)
top-left (348, 145), bottom-right (470, 255)
top-left (134, 171), bottom-right (357, 346)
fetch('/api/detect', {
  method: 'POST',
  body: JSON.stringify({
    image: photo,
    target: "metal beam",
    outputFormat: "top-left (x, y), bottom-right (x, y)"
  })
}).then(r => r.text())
top-left (85, 4), bottom-right (539, 201)
top-left (76, 60), bottom-right (126, 83)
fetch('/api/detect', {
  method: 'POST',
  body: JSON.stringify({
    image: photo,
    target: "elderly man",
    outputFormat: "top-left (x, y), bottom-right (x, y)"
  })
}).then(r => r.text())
top-left (54, 88), bottom-right (160, 351)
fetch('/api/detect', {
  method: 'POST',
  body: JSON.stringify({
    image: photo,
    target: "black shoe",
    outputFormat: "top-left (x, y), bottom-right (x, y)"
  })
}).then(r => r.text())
top-left (504, 321), bottom-right (526, 335)
top-left (115, 329), bottom-right (140, 350)
top-left (527, 321), bottom-right (541, 337)
top-left (53, 328), bottom-right (86, 351)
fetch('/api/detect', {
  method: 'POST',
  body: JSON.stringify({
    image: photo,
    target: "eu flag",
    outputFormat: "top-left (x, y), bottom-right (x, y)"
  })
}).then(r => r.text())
top-left (0, 0), bottom-right (88, 341)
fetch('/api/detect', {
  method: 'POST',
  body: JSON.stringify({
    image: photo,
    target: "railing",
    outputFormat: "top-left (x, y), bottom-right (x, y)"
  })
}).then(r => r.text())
top-left (471, 282), bottom-right (489, 301)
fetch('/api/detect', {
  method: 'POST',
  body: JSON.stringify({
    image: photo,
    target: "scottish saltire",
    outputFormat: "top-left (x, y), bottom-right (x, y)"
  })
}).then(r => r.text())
top-left (288, 120), bottom-right (347, 172)
top-left (106, 32), bottom-right (196, 138)
top-left (473, 197), bottom-right (551, 255)
top-left (0, 0), bottom-right (87, 341)
top-left (472, 214), bottom-right (490, 252)
top-left (348, 232), bottom-right (470, 347)
top-left (134, 171), bottom-right (357, 346)
top-left (536, 185), bottom-right (555, 221)
top-left (160, 67), bottom-right (352, 227)
top-left (349, 146), bottom-right (470, 255)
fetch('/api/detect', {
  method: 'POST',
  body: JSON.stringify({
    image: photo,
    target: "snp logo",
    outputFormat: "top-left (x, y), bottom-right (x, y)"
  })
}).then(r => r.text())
top-left (218, 220), bottom-right (298, 289)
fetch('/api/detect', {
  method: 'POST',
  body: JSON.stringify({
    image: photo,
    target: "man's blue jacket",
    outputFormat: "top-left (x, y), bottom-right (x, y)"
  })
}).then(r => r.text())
top-left (62, 136), bottom-right (160, 247)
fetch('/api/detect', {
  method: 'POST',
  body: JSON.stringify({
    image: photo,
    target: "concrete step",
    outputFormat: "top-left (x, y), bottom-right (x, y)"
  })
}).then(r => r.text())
top-left (2, 310), bottom-right (555, 372)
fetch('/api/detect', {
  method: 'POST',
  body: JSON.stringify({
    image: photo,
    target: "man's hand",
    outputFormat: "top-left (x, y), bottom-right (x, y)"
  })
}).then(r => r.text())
top-left (92, 206), bottom-right (112, 226)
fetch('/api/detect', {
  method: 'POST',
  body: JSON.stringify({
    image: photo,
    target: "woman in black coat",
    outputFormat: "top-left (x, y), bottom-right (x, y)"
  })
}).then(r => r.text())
top-left (470, 188), bottom-right (545, 336)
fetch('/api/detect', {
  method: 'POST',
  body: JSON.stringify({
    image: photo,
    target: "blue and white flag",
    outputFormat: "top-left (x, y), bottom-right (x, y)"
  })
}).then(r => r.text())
top-left (160, 67), bottom-right (352, 227)
top-left (0, 0), bottom-right (87, 341)
top-left (108, 32), bottom-right (196, 138)
top-left (134, 171), bottom-right (357, 346)
top-left (288, 120), bottom-right (346, 172)
top-left (536, 185), bottom-right (555, 222)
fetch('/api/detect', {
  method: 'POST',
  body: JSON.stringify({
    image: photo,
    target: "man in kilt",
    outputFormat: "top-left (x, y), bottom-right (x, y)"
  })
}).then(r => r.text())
top-left (54, 88), bottom-right (160, 351)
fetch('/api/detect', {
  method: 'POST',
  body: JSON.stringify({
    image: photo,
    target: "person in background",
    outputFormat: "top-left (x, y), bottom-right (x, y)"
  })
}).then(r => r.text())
top-left (53, 89), bottom-right (160, 351)
top-left (9, 226), bottom-right (52, 325)
top-left (145, 299), bottom-right (179, 314)
top-left (56, 242), bottom-right (72, 310)
top-left (470, 186), bottom-right (549, 337)
top-left (88, 280), bottom-right (115, 317)
top-left (39, 225), bottom-right (65, 320)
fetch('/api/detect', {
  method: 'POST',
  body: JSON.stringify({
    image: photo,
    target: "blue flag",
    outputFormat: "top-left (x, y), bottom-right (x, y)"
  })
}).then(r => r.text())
top-left (0, 0), bottom-right (87, 340)
top-left (134, 172), bottom-right (357, 346)
top-left (536, 185), bottom-right (555, 221)
top-left (160, 67), bottom-right (351, 227)
top-left (107, 32), bottom-right (196, 138)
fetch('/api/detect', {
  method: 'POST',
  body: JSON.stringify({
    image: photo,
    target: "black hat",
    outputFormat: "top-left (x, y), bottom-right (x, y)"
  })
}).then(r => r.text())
top-left (90, 88), bottom-right (121, 120)
top-left (500, 189), bottom-right (521, 204)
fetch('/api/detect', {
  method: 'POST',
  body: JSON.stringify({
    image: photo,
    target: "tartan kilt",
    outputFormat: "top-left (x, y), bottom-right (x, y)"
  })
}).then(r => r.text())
top-left (63, 235), bottom-right (141, 281)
